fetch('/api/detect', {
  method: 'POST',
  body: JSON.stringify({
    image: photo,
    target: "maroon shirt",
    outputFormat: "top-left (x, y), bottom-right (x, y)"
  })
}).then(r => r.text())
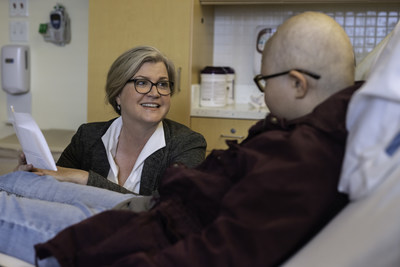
top-left (35, 82), bottom-right (363, 267)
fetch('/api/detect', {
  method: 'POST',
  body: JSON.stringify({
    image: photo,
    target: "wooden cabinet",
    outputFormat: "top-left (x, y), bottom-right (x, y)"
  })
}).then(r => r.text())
top-left (191, 117), bottom-right (258, 153)
top-left (87, 0), bottom-right (214, 127)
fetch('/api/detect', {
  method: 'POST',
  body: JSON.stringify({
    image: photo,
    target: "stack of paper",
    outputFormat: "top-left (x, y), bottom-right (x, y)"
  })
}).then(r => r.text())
top-left (10, 106), bottom-right (57, 171)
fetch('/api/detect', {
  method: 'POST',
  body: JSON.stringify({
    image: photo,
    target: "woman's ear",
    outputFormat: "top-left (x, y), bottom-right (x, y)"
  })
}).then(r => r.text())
top-left (289, 70), bottom-right (308, 99)
top-left (116, 94), bottom-right (121, 105)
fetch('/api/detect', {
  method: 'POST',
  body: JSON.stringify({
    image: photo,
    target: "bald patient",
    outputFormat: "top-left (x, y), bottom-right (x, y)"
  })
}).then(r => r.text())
top-left (261, 11), bottom-right (355, 120)
top-left (0, 12), bottom-right (361, 267)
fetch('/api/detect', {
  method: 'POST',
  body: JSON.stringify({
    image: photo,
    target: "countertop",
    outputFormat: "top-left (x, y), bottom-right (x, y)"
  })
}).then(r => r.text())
top-left (190, 84), bottom-right (269, 120)
top-left (0, 123), bottom-right (15, 139)
top-left (191, 103), bottom-right (268, 120)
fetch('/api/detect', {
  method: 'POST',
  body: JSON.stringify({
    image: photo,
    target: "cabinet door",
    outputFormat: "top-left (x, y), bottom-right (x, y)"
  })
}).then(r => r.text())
top-left (88, 0), bottom-right (193, 126)
top-left (191, 117), bottom-right (258, 152)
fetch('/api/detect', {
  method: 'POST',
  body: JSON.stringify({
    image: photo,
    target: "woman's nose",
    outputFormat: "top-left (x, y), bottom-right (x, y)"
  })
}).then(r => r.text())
top-left (147, 84), bottom-right (161, 97)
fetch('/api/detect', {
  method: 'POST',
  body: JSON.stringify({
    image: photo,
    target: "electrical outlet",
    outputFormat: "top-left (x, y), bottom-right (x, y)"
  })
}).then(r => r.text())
top-left (9, 0), bottom-right (18, 16)
top-left (17, 0), bottom-right (28, 16)
top-left (9, 0), bottom-right (28, 17)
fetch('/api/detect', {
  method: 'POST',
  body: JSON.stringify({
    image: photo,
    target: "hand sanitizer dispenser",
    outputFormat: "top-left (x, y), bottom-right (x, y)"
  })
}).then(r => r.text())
top-left (1, 45), bottom-right (30, 94)
top-left (1, 45), bottom-right (31, 122)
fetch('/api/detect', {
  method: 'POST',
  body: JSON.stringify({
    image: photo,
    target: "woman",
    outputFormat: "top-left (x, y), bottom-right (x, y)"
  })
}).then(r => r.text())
top-left (18, 46), bottom-right (206, 195)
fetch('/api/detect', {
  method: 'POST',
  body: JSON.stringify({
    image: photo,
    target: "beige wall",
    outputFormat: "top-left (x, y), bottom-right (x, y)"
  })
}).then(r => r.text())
top-left (0, 0), bottom-right (88, 130)
top-left (87, 0), bottom-right (198, 126)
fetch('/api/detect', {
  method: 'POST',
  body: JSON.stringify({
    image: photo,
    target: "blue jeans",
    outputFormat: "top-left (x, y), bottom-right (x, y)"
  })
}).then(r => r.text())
top-left (0, 171), bottom-right (137, 266)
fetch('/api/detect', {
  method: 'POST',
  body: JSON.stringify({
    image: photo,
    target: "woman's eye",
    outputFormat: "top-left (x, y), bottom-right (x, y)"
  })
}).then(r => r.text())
top-left (136, 80), bottom-right (149, 87)
top-left (157, 82), bottom-right (169, 88)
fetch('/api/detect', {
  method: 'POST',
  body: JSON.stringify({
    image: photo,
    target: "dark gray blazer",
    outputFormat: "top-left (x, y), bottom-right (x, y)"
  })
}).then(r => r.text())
top-left (57, 118), bottom-right (207, 195)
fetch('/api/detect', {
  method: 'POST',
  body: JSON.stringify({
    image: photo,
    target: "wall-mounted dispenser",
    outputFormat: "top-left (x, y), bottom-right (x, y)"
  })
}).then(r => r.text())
top-left (39, 4), bottom-right (71, 46)
top-left (1, 44), bottom-right (31, 122)
top-left (1, 45), bottom-right (30, 94)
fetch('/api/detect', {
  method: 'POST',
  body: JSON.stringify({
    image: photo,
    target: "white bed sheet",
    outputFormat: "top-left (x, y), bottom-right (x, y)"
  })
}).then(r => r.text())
top-left (0, 252), bottom-right (34, 267)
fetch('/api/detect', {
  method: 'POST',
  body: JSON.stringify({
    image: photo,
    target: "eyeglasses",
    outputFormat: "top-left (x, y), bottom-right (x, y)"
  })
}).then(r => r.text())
top-left (253, 69), bottom-right (321, 93)
top-left (125, 78), bottom-right (173, 96)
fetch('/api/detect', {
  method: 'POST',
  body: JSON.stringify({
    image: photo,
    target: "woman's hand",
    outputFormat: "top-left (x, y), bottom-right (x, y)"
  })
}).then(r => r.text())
top-left (33, 166), bottom-right (89, 185)
top-left (13, 153), bottom-right (89, 185)
top-left (14, 153), bottom-right (34, 172)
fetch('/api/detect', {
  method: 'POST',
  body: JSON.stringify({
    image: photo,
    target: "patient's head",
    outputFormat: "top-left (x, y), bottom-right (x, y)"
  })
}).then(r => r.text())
top-left (105, 46), bottom-right (176, 115)
top-left (256, 11), bottom-right (355, 120)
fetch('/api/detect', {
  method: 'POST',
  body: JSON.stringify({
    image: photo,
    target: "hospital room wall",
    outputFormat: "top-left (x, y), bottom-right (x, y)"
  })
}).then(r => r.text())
top-left (0, 0), bottom-right (88, 131)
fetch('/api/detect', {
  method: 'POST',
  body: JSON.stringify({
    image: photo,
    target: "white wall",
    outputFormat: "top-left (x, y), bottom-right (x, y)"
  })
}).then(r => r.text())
top-left (0, 0), bottom-right (88, 130)
top-left (212, 4), bottom-right (400, 104)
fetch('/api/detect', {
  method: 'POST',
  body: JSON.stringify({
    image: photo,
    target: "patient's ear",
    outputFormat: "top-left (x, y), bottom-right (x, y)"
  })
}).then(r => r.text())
top-left (289, 70), bottom-right (308, 99)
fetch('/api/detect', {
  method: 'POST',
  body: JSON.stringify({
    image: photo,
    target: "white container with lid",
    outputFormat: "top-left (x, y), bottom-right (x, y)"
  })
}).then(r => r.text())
top-left (200, 66), bottom-right (227, 107)
top-left (223, 66), bottom-right (235, 105)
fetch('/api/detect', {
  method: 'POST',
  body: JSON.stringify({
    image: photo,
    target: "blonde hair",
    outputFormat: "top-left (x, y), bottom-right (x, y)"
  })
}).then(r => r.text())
top-left (105, 46), bottom-right (176, 114)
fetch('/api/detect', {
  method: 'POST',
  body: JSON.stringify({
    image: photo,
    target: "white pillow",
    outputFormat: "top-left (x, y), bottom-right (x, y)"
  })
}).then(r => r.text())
top-left (339, 20), bottom-right (400, 200)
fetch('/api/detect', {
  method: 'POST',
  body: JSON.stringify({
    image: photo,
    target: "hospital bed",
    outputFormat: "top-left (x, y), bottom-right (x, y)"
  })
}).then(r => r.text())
top-left (1, 21), bottom-right (400, 267)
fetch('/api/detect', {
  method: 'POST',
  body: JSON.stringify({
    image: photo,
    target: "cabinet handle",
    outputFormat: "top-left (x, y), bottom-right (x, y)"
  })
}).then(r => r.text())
top-left (177, 67), bottom-right (182, 93)
top-left (220, 134), bottom-right (245, 139)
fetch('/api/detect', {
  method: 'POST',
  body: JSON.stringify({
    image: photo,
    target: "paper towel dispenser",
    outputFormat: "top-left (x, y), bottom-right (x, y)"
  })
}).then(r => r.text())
top-left (1, 45), bottom-right (30, 95)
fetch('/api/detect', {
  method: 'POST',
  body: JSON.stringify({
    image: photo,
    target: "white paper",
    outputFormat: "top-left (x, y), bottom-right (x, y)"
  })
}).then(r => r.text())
top-left (10, 106), bottom-right (57, 171)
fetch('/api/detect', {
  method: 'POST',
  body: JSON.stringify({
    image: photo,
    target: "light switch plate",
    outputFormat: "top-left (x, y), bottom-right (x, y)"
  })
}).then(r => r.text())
top-left (10, 21), bottom-right (29, 42)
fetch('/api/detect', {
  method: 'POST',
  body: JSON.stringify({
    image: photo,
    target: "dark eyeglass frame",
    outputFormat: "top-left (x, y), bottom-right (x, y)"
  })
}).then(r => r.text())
top-left (125, 78), bottom-right (174, 96)
top-left (253, 69), bottom-right (321, 93)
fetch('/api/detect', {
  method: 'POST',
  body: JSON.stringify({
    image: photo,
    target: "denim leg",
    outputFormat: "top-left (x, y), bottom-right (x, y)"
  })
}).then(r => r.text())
top-left (0, 171), bottom-right (136, 213)
top-left (0, 191), bottom-right (92, 264)
top-left (0, 172), bottom-right (139, 264)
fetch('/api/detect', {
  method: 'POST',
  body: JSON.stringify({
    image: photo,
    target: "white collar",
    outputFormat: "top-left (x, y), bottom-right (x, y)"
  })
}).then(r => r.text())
top-left (101, 118), bottom-right (166, 193)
